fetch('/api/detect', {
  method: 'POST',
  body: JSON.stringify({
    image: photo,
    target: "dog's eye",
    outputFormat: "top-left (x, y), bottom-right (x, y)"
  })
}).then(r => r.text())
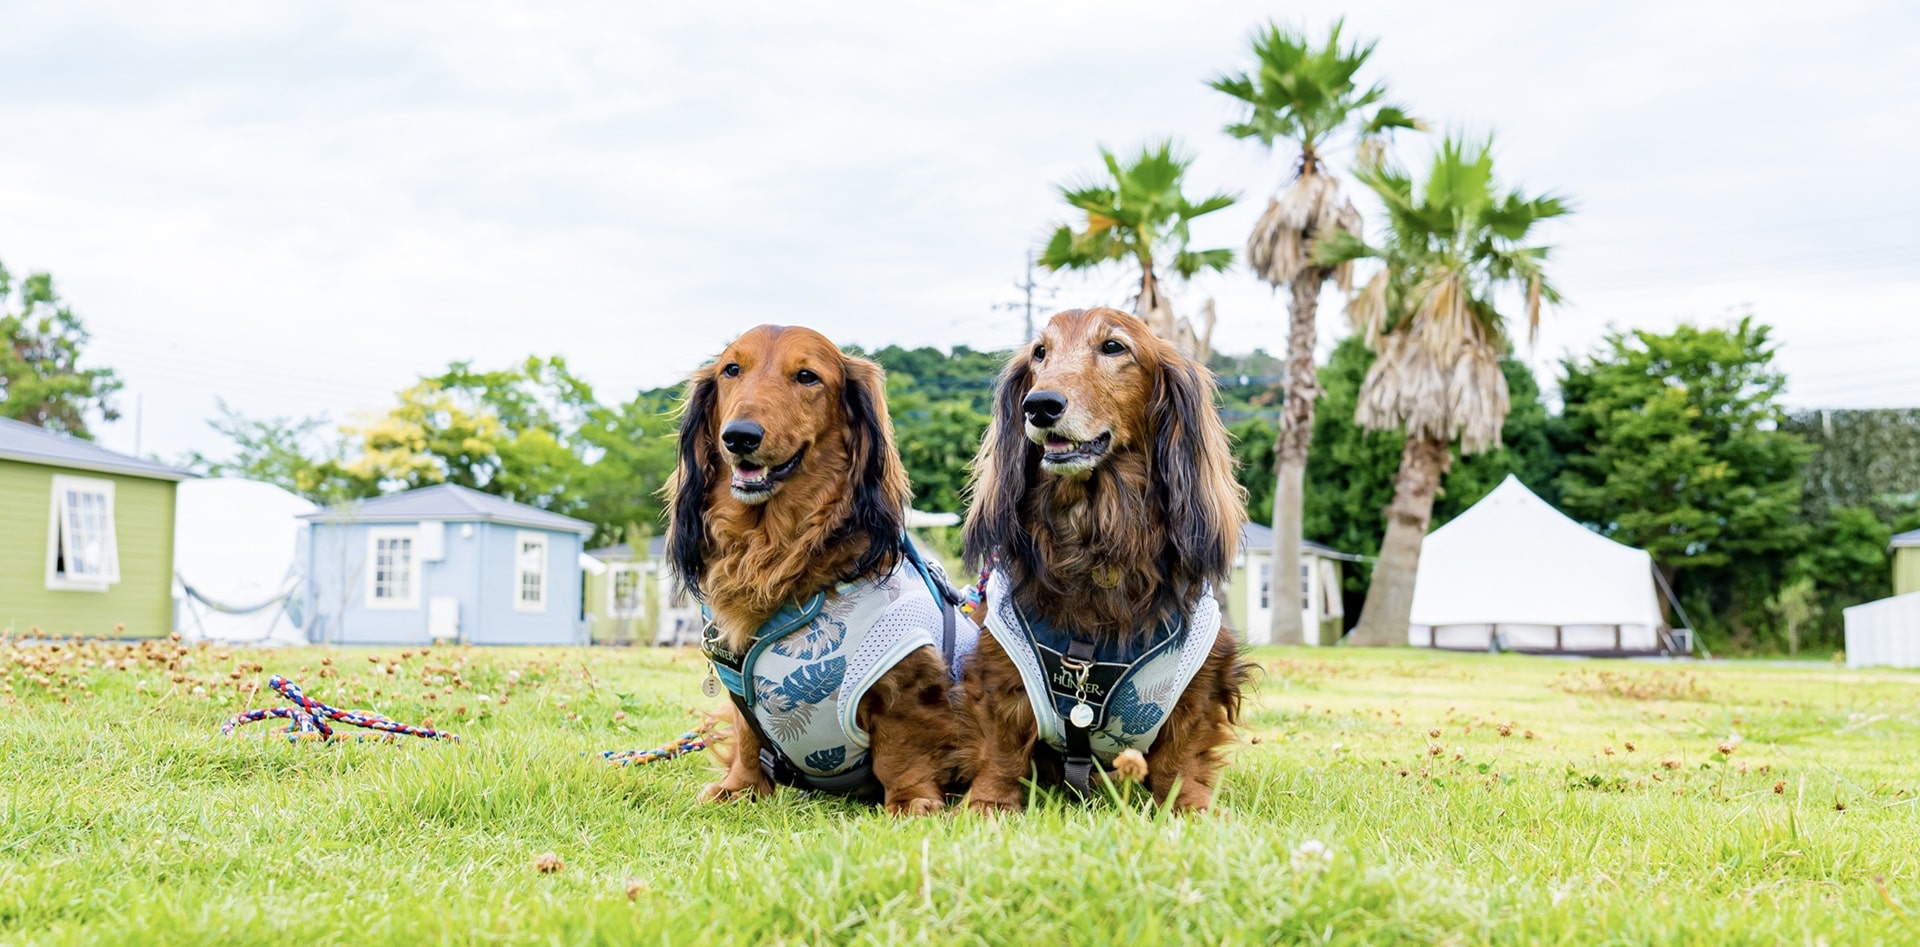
top-left (1100, 339), bottom-right (1127, 356)
top-left (1032, 344), bottom-right (1047, 361)
top-left (794, 369), bottom-right (820, 386)
top-left (721, 363), bottom-right (741, 378)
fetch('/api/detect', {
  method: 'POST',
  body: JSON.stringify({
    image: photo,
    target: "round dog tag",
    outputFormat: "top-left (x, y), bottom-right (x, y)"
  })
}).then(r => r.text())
top-left (701, 672), bottom-right (722, 699)
top-left (1069, 702), bottom-right (1095, 729)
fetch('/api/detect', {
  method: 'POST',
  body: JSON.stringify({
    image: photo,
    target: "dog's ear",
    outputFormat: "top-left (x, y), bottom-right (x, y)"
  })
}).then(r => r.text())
top-left (1148, 349), bottom-right (1247, 586)
top-left (840, 355), bottom-right (909, 580)
top-left (665, 372), bottom-right (719, 597)
top-left (962, 354), bottom-right (1035, 572)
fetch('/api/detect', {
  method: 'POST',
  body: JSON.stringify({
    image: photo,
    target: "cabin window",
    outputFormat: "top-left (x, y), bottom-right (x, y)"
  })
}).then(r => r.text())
top-left (1257, 561), bottom-right (1271, 610)
top-left (515, 532), bottom-right (548, 612)
top-left (609, 565), bottom-right (642, 618)
top-left (45, 475), bottom-right (120, 591)
top-left (366, 528), bottom-right (419, 609)
top-left (1301, 560), bottom-right (1314, 611)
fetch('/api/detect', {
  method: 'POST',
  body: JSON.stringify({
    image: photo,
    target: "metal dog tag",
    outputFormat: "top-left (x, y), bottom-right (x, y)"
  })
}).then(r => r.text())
top-left (1069, 702), bottom-right (1095, 729)
top-left (701, 670), bottom-right (722, 699)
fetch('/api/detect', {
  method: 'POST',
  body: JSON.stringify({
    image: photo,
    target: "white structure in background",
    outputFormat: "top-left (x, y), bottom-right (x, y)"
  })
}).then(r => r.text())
top-left (1408, 475), bottom-right (1674, 654)
top-left (1844, 593), bottom-right (1920, 668)
top-left (1235, 523), bottom-right (1352, 646)
top-left (172, 477), bottom-right (316, 645)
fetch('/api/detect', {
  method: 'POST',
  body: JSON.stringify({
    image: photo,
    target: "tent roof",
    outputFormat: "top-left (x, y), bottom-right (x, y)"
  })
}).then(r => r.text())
top-left (1409, 475), bottom-right (1663, 628)
top-left (299, 483), bottom-right (593, 535)
top-left (1893, 528), bottom-right (1920, 549)
top-left (0, 417), bottom-right (193, 481)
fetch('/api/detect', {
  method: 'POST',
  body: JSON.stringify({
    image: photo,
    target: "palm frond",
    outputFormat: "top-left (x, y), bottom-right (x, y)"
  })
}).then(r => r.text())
top-left (1346, 130), bottom-right (1573, 455)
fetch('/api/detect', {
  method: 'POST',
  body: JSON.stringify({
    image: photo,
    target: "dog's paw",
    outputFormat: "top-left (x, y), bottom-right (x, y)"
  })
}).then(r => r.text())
top-left (1108, 749), bottom-right (1148, 783)
top-left (886, 796), bottom-right (945, 818)
top-left (964, 795), bottom-right (1023, 816)
top-left (697, 779), bottom-right (772, 804)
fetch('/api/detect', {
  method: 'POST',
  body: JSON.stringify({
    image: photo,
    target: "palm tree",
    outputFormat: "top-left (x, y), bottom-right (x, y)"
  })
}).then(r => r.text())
top-left (1316, 135), bottom-right (1571, 646)
top-left (1039, 140), bottom-right (1235, 359)
top-left (1210, 19), bottom-right (1417, 646)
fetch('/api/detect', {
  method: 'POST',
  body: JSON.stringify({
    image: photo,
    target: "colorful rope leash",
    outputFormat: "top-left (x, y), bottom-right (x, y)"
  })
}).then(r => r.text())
top-left (221, 675), bottom-right (461, 743)
top-left (598, 715), bottom-right (724, 766)
top-left (962, 553), bottom-right (995, 617)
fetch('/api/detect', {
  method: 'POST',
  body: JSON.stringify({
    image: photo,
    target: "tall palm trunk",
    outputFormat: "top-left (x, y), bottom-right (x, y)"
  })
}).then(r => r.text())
top-left (1349, 434), bottom-right (1453, 646)
top-left (1269, 271), bottom-right (1323, 645)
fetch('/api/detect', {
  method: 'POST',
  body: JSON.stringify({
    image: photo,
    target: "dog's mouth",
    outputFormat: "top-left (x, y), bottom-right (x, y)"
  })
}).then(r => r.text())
top-left (730, 446), bottom-right (807, 503)
top-left (1038, 431), bottom-right (1112, 474)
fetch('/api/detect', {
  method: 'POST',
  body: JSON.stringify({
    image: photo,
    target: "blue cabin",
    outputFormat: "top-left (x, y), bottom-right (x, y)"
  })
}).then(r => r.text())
top-left (299, 484), bottom-right (591, 646)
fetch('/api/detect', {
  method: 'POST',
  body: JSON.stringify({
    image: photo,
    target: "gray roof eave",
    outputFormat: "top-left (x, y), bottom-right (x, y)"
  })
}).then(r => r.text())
top-left (0, 448), bottom-right (195, 482)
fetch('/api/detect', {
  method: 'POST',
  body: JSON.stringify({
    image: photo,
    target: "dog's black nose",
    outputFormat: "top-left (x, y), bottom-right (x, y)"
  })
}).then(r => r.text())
top-left (721, 420), bottom-right (764, 455)
top-left (1023, 390), bottom-right (1067, 428)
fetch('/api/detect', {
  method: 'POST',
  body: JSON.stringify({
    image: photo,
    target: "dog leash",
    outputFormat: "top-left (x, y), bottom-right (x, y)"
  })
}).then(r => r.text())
top-left (222, 675), bottom-right (460, 743)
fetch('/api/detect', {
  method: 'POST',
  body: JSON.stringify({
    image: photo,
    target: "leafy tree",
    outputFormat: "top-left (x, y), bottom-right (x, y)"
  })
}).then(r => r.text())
top-left (1210, 18), bottom-right (1418, 645)
top-left (337, 356), bottom-right (592, 509)
top-left (1554, 319), bottom-right (1809, 651)
top-left (886, 371), bottom-right (989, 517)
top-left (1316, 135), bottom-right (1571, 645)
top-left (186, 400), bottom-right (375, 503)
top-left (0, 260), bottom-right (122, 436)
top-left (572, 388), bottom-right (681, 546)
top-left (1039, 140), bottom-right (1235, 357)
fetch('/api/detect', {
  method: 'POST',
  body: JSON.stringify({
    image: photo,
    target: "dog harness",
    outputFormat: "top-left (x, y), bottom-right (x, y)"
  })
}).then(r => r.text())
top-left (698, 540), bottom-right (974, 798)
top-left (981, 568), bottom-right (1221, 795)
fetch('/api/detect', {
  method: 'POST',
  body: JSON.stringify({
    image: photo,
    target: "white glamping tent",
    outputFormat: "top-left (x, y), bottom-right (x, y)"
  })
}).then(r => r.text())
top-left (173, 478), bottom-right (317, 645)
top-left (1408, 475), bottom-right (1671, 654)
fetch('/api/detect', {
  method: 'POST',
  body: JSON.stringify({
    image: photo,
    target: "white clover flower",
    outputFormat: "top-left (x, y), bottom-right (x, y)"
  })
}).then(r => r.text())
top-left (1290, 839), bottom-right (1334, 875)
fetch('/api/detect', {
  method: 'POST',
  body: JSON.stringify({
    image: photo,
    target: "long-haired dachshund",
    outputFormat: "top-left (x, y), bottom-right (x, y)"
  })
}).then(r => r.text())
top-left (960, 307), bottom-right (1249, 812)
top-left (666, 325), bottom-right (969, 815)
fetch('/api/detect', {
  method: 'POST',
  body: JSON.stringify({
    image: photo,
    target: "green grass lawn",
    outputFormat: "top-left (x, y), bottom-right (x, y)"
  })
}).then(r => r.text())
top-left (3, 637), bottom-right (1917, 945)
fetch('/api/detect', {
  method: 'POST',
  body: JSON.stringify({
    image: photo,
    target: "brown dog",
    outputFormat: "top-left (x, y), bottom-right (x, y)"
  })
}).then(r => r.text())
top-left (960, 307), bottom-right (1249, 812)
top-left (666, 325), bottom-right (966, 815)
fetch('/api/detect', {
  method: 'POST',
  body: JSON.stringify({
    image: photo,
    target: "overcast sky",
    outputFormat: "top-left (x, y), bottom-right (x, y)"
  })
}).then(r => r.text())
top-left (2, 1), bottom-right (1916, 463)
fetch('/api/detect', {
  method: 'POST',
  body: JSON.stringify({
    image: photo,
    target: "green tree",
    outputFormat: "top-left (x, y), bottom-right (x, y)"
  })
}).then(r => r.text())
top-left (1039, 140), bottom-right (1235, 357)
top-left (337, 356), bottom-right (592, 510)
top-left (186, 400), bottom-right (376, 503)
top-left (1316, 136), bottom-right (1571, 645)
top-left (1554, 319), bottom-right (1810, 651)
top-left (0, 260), bottom-right (122, 436)
top-left (573, 388), bottom-right (682, 546)
top-left (1210, 19), bottom-right (1418, 644)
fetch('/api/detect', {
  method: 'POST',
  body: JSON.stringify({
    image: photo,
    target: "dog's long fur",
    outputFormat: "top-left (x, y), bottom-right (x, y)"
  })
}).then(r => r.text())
top-left (665, 325), bottom-right (961, 814)
top-left (959, 307), bottom-right (1250, 812)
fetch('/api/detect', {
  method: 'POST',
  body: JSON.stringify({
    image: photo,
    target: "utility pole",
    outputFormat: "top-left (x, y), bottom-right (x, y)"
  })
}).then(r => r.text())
top-left (995, 250), bottom-right (1056, 344)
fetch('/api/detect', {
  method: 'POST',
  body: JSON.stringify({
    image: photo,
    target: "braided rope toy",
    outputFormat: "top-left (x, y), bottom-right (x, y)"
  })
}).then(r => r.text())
top-left (222, 675), bottom-right (461, 743)
top-left (599, 715), bottom-right (725, 766)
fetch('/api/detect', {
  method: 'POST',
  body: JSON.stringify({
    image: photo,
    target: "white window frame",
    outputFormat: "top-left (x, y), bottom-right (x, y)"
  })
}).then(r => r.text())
top-left (514, 531), bottom-right (549, 613)
top-left (608, 563), bottom-right (643, 619)
top-left (1256, 560), bottom-right (1271, 611)
top-left (45, 474), bottom-right (120, 592)
top-left (365, 527), bottom-right (421, 610)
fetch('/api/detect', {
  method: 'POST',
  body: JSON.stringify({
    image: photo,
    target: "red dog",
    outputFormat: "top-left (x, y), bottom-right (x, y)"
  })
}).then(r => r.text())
top-left (960, 308), bottom-right (1249, 812)
top-left (667, 325), bottom-right (969, 814)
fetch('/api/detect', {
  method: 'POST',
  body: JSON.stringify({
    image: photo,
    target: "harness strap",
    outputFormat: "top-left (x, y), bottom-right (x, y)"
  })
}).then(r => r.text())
top-left (1061, 637), bottom-right (1098, 796)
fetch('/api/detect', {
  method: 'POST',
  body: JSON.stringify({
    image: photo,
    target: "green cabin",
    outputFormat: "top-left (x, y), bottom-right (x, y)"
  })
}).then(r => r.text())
top-left (1894, 529), bottom-right (1920, 598)
top-left (0, 418), bottom-right (192, 637)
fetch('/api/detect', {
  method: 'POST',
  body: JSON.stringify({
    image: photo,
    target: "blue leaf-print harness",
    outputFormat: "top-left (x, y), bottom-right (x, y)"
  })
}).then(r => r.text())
top-left (980, 568), bottom-right (1221, 794)
top-left (698, 540), bottom-right (973, 799)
